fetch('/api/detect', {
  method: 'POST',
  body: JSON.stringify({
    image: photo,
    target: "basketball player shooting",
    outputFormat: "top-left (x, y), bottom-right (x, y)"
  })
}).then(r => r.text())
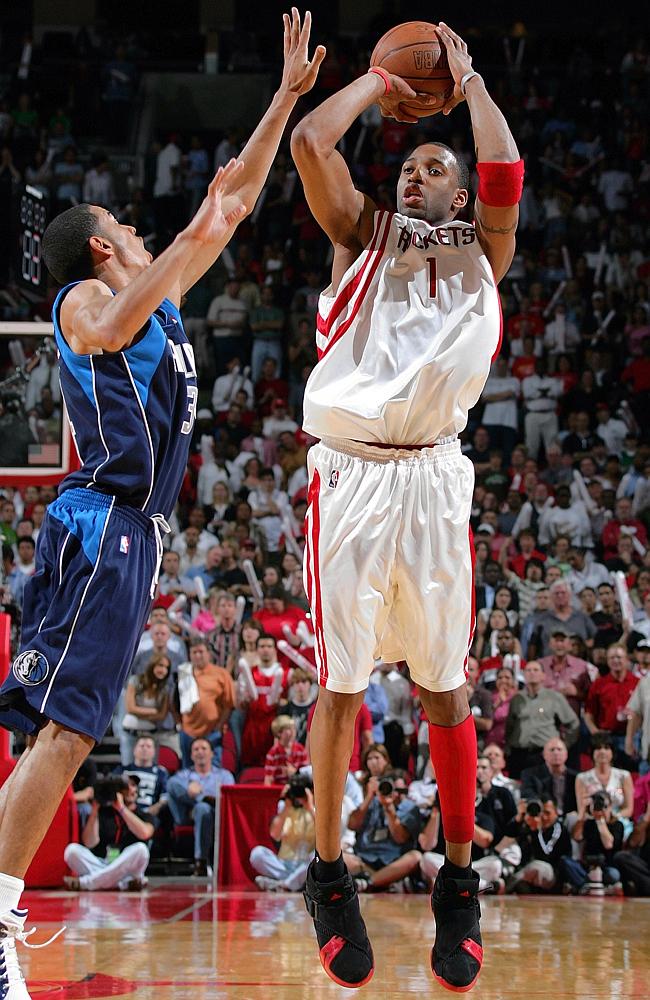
top-left (291, 21), bottom-right (523, 993)
top-left (0, 11), bottom-right (324, 998)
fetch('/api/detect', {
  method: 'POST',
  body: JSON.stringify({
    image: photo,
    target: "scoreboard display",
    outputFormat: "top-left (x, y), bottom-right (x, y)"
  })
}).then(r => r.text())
top-left (18, 184), bottom-right (48, 295)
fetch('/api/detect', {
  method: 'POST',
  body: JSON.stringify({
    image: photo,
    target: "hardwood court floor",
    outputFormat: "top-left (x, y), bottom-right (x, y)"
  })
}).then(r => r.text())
top-left (18, 883), bottom-right (650, 999)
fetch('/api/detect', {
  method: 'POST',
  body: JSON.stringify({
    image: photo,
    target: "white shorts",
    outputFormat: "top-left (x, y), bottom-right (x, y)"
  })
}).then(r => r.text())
top-left (303, 437), bottom-right (476, 695)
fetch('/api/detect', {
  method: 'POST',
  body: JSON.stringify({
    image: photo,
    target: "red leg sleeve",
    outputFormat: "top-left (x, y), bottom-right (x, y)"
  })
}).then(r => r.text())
top-left (429, 714), bottom-right (477, 844)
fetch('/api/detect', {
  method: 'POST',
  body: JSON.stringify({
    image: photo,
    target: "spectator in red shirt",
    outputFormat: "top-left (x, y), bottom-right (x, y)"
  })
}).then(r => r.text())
top-left (254, 356), bottom-right (289, 416)
top-left (622, 338), bottom-right (650, 394)
top-left (264, 715), bottom-right (309, 785)
top-left (511, 335), bottom-right (538, 382)
top-left (507, 528), bottom-right (547, 578)
top-left (306, 700), bottom-right (373, 774)
top-left (585, 644), bottom-right (639, 765)
top-left (601, 496), bottom-right (648, 561)
top-left (506, 297), bottom-right (545, 341)
top-left (253, 586), bottom-right (309, 663)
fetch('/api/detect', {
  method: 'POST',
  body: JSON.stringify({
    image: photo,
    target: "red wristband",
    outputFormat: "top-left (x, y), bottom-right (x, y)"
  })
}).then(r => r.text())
top-left (368, 66), bottom-right (391, 95)
top-left (476, 159), bottom-right (525, 207)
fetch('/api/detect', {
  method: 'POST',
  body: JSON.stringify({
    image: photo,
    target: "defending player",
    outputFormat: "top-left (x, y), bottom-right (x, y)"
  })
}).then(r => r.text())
top-left (0, 12), bottom-right (324, 998)
top-left (291, 23), bottom-right (522, 992)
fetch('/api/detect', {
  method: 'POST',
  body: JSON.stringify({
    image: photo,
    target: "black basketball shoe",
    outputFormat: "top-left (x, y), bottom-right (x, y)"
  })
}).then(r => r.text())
top-left (430, 871), bottom-right (483, 993)
top-left (303, 860), bottom-right (374, 989)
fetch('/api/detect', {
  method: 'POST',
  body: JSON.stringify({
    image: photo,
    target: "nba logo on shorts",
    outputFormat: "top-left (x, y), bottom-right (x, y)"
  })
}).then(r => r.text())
top-left (328, 470), bottom-right (340, 489)
top-left (120, 535), bottom-right (130, 554)
top-left (12, 650), bottom-right (50, 687)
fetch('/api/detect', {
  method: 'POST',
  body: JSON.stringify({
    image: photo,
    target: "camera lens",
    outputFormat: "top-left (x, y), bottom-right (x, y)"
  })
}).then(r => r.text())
top-left (378, 778), bottom-right (394, 796)
top-left (526, 800), bottom-right (542, 817)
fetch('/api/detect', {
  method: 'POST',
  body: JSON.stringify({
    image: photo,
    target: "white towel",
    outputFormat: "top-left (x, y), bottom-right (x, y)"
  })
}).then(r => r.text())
top-left (177, 661), bottom-right (200, 715)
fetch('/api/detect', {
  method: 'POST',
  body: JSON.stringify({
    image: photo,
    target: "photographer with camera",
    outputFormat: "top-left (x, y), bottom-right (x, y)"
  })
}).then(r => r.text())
top-left (63, 775), bottom-right (157, 891)
top-left (560, 790), bottom-right (623, 895)
top-left (502, 795), bottom-right (572, 893)
top-left (250, 773), bottom-right (316, 891)
top-left (343, 770), bottom-right (422, 892)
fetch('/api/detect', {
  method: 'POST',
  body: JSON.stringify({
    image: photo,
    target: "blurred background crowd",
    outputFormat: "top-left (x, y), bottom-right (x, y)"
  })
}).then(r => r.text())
top-left (0, 7), bottom-right (650, 893)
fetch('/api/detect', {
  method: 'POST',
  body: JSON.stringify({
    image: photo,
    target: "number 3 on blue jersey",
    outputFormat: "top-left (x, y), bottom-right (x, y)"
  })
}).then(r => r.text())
top-left (168, 338), bottom-right (198, 435)
top-left (182, 385), bottom-right (198, 435)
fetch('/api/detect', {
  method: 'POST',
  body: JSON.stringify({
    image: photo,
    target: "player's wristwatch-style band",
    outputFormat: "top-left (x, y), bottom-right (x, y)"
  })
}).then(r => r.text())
top-left (460, 70), bottom-right (481, 94)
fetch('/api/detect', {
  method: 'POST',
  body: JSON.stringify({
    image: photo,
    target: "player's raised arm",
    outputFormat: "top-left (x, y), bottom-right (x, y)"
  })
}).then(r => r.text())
top-left (436, 22), bottom-right (523, 283)
top-left (179, 8), bottom-right (326, 295)
top-left (291, 69), bottom-right (434, 250)
top-left (60, 160), bottom-right (246, 355)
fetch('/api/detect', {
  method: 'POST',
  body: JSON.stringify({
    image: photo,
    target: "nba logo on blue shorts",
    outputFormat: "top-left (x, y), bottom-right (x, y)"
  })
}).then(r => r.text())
top-left (12, 650), bottom-right (50, 687)
top-left (120, 535), bottom-right (130, 554)
top-left (329, 470), bottom-right (340, 489)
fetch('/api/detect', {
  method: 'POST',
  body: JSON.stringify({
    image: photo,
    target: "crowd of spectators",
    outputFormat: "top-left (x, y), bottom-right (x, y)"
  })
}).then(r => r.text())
top-left (1, 19), bottom-right (650, 892)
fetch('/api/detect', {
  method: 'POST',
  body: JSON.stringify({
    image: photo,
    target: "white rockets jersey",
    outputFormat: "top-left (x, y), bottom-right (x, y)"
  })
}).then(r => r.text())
top-left (302, 209), bottom-right (502, 444)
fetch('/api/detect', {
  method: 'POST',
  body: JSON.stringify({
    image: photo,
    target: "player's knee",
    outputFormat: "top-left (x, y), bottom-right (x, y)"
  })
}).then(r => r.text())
top-left (420, 684), bottom-right (470, 727)
top-left (39, 723), bottom-right (94, 766)
top-left (314, 687), bottom-right (365, 720)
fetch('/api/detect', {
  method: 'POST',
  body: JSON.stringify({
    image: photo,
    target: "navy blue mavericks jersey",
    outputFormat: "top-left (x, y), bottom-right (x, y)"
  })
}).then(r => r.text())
top-left (53, 282), bottom-right (198, 519)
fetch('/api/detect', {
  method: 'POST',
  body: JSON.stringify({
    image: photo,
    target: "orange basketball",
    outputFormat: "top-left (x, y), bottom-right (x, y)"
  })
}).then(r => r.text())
top-left (370, 21), bottom-right (454, 117)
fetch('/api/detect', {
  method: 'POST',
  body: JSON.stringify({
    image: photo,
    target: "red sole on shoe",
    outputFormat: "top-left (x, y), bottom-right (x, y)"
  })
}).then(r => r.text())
top-left (431, 966), bottom-right (481, 993)
top-left (319, 939), bottom-right (375, 989)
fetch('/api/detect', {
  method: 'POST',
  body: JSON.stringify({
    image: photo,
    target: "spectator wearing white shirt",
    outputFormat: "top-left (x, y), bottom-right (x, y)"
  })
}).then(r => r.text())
top-left (481, 356), bottom-right (520, 464)
top-left (211, 357), bottom-right (254, 413)
top-left (565, 547), bottom-right (611, 594)
top-left (522, 358), bottom-right (562, 462)
top-left (511, 483), bottom-right (553, 538)
top-left (206, 279), bottom-right (249, 372)
top-left (538, 485), bottom-right (593, 548)
top-left (543, 304), bottom-right (580, 356)
top-left (597, 159), bottom-right (633, 212)
top-left (594, 403), bottom-right (628, 455)
top-left (248, 468), bottom-right (291, 555)
top-left (152, 134), bottom-right (183, 248)
top-left (82, 153), bottom-right (115, 209)
top-left (262, 398), bottom-right (298, 440)
top-left (214, 128), bottom-right (239, 170)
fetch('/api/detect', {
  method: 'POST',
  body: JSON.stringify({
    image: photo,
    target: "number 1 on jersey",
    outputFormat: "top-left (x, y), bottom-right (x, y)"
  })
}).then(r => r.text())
top-left (426, 256), bottom-right (437, 299)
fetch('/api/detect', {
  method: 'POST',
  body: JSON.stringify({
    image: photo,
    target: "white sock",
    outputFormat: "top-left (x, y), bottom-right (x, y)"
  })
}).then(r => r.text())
top-left (0, 872), bottom-right (25, 915)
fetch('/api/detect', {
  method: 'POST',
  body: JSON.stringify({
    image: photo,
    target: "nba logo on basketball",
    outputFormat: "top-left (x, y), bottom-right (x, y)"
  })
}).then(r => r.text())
top-left (120, 535), bottom-right (130, 554)
top-left (328, 470), bottom-right (340, 489)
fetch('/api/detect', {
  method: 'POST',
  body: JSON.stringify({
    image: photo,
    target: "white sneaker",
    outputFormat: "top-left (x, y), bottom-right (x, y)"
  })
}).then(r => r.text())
top-left (0, 908), bottom-right (66, 1000)
top-left (1, 909), bottom-right (32, 999)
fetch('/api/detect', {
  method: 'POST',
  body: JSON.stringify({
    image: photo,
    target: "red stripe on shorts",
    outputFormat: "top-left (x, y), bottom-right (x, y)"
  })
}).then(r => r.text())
top-left (307, 469), bottom-right (328, 685)
top-left (464, 525), bottom-right (477, 678)
top-left (316, 211), bottom-right (387, 339)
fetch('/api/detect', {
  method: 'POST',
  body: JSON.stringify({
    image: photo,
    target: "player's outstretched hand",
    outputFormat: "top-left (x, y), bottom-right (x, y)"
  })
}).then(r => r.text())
top-left (281, 8), bottom-right (326, 96)
top-left (186, 158), bottom-right (247, 245)
top-left (377, 75), bottom-right (437, 124)
top-left (435, 22), bottom-right (475, 116)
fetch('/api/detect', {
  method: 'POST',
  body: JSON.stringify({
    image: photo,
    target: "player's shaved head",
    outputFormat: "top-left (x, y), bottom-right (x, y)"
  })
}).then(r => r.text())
top-left (42, 204), bottom-right (102, 284)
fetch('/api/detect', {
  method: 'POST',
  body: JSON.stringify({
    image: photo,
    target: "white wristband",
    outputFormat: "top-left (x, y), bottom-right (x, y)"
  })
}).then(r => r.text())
top-left (460, 71), bottom-right (481, 95)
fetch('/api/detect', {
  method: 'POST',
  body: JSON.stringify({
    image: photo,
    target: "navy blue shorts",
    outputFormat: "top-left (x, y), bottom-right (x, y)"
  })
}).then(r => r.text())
top-left (0, 489), bottom-right (159, 742)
